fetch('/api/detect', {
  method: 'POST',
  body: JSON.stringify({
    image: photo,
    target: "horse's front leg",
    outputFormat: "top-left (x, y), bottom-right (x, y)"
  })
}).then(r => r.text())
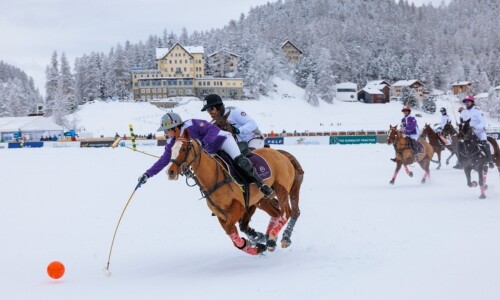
top-left (464, 167), bottom-right (476, 188)
top-left (219, 202), bottom-right (266, 255)
top-left (390, 161), bottom-right (404, 184)
top-left (239, 203), bottom-right (269, 244)
top-left (479, 167), bottom-right (488, 199)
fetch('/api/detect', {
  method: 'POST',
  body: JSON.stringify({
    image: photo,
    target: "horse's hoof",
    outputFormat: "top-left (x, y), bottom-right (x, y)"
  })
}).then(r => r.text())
top-left (479, 194), bottom-right (486, 199)
top-left (256, 243), bottom-right (267, 253)
top-left (245, 229), bottom-right (267, 244)
top-left (266, 239), bottom-right (277, 252)
top-left (409, 172), bottom-right (413, 177)
top-left (468, 182), bottom-right (478, 187)
top-left (421, 178), bottom-right (426, 184)
top-left (389, 180), bottom-right (395, 185)
top-left (281, 236), bottom-right (292, 248)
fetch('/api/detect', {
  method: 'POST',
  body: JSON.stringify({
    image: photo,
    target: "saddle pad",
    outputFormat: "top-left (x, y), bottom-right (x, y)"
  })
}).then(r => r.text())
top-left (216, 153), bottom-right (272, 183)
top-left (416, 141), bottom-right (425, 154)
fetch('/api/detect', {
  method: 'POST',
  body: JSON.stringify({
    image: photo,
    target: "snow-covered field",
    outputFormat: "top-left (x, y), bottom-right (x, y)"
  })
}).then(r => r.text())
top-left (3, 82), bottom-right (500, 299)
top-left (2, 143), bottom-right (500, 300)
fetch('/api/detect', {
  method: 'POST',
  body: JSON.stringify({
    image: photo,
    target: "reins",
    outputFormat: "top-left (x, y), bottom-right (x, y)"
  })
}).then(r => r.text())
top-left (171, 138), bottom-right (242, 219)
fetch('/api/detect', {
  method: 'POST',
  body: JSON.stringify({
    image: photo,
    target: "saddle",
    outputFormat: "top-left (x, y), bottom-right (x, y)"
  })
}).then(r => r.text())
top-left (216, 151), bottom-right (272, 185)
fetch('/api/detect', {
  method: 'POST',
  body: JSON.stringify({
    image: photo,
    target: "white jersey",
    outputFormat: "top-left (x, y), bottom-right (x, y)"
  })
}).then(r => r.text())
top-left (437, 114), bottom-right (452, 130)
top-left (225, 106), bottom-right (264, 148)
top-left (460, 106), bottom-right (487, 140)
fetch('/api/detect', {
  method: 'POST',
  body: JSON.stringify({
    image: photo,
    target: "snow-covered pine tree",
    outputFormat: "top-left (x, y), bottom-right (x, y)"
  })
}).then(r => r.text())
top-left (400, 86), bottom-right (418, 108)
top-left (45, 51), bottom-right (60, 116)
top-left (305, 73), bottom-right (319, 106)
top-left (422, 95), bottom-right (436, 114)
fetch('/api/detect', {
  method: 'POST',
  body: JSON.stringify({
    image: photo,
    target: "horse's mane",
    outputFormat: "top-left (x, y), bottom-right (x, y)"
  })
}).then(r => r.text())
top-left (211, 111), bottom-right (236, 136)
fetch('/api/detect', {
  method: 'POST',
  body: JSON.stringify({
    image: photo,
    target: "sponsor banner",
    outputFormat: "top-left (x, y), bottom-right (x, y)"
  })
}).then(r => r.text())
top-left (284, 136), bottom-right (330, 146)
top-left (488, 132), bottom-right (500, 140)
top-left (0, 143), bottom-right (7, 149)
top-left (330, 135), bottom-right (377, 145)
top-left (119, 140), bottom-right (158, 147)
top-left (80, 140), bottom-right (114, 148)
top-left (264, 137), bottom-right (284, 146)
top-left (44, 141), bottom-right (81, 148)
top-left (8, 142), bottom-right (44, 148)
top-left (157, 139), bottom-right (167, 146)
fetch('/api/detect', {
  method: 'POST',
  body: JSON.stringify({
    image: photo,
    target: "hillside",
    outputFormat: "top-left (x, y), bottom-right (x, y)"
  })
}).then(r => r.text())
top-left (68, 78), bottom-right (498, 138)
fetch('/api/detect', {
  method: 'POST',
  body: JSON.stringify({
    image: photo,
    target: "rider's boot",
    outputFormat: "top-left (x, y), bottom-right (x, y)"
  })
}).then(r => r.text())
top-left (481, 140), bottom-right (495, 169)
top-left (410, 139), bottom-right (419, 161)
top-left (235, 155), bottom-right (273, 198)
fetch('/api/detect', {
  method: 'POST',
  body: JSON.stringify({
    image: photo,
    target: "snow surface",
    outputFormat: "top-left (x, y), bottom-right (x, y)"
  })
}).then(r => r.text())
top-left (2, 82), bottom-right (500, 299)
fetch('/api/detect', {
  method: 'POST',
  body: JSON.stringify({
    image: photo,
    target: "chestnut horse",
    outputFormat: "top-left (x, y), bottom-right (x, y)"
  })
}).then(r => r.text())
top-left (166, 129), bottom-right (299, 255)
top-left (211, 113), bottom-right (304, 249)
top-left (419, 123), bottom-right (457, 169)
top-left (387, 125), bottom-right (434, 184)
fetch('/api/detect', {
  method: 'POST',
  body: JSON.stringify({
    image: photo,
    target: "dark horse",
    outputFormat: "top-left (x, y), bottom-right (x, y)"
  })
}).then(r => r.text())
top-left (419, 123), bottom-right (457, 169)
top-left (456, 120), bottom-right (490, 199)
top-left (387, 125), bottom-right (434, 184)
top-left (166, 130), bottom-right (303, 255)
top-left (441, 121), bottom-right (461, 168)
top-left (212, 113), bottom-right (304, 250)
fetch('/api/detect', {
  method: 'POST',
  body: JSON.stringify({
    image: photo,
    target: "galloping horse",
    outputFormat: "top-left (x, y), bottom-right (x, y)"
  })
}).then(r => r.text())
top-left (456, 120), bottom-right (489, 199)
top-left (166, 129), bottom-right (300, 255)
top-left (387, 125), bottom-right (434, 184)
top-left (419, 123), bottom-right (457, 169)
top-left (212, 113), bottom-right (304, 249)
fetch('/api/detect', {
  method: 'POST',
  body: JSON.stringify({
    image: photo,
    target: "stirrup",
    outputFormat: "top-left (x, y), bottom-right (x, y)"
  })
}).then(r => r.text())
top-left (260, 184), bottom-right (273, 198)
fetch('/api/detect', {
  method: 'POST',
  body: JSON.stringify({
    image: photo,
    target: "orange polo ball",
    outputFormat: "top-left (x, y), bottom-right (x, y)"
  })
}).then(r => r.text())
top-left (47, 261), bottom-right (65, 279)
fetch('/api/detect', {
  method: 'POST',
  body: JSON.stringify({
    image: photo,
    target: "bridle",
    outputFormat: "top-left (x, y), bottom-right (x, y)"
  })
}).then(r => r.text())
top-left (169, 138), bottom-right (202, 177)
top-left (168, 137), bottom-right (236, 218)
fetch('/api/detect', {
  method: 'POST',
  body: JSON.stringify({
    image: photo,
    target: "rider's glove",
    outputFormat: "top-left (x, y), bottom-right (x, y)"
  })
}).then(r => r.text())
top-left (138, 173), bottom-right (149, 185)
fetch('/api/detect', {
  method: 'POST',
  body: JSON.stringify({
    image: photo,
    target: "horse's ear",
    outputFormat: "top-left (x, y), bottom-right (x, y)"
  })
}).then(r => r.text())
top-left (181, 127), bottom-right (190, 139)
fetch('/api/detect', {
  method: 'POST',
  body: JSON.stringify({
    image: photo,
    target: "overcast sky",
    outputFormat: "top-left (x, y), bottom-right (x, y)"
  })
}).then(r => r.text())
top-left (0, 0), bottom-right (449, 95)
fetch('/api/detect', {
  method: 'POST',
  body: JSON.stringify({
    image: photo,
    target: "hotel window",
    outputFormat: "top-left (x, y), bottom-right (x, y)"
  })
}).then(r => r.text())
top-left (169, 90), bottom-right (177, 95)
top-left (146, 89), bottom-right (150, 93)
top-left (141, 89), bottom-right (145, 93)
top-left (178, 90), bottom-right (183, 95)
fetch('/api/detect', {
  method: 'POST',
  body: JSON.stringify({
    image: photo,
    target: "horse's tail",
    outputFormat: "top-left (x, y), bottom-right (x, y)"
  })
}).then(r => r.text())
top-left (487, 136), bottom-right (500, 163)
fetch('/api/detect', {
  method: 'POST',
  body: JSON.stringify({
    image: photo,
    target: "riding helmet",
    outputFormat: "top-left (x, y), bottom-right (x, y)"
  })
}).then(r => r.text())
top-left (462, 95), bottom-right (475, 103)
top-left (440, 107), bottom-right (446, 113)
top-left (401, 105), bottom-right (411, 112)
top-left (201, 94), bottom-right (224, 111)
top-left (157, 112), bottom-right (183, 131)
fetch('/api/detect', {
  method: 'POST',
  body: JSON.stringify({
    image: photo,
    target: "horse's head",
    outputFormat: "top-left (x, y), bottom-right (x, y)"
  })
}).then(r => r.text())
top-left (166, 130), bottom-right (200, 180)
top-left (386, 125), bottom-right (400, 144)
top-left (458, 119), bottom-right (472, 140)
top-left (419, 123), bottom-right (432, 139)
top-left (442, 121), bottom-right (456, 137)
top-left (211, 112), bottom-right (235, 136)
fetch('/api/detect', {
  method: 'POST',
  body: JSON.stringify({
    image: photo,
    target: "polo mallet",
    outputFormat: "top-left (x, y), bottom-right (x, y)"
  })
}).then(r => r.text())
top-left (111, 137), bottom-right (160, 158)
top-left (103, 181), bottom-right (142, 276)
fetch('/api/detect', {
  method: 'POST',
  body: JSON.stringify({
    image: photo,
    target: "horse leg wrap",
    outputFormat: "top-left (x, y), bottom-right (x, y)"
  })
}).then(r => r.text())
top-left (283, 218), bottom-right (297, 239)
top-left (269, 217), bottom-right (287, 239)
top-left (266, 217), bottom-right (280, 235)
top-left (245, 228), bottom-right (267, 244)
top-left (229, 232), bottom-right (245, 248)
